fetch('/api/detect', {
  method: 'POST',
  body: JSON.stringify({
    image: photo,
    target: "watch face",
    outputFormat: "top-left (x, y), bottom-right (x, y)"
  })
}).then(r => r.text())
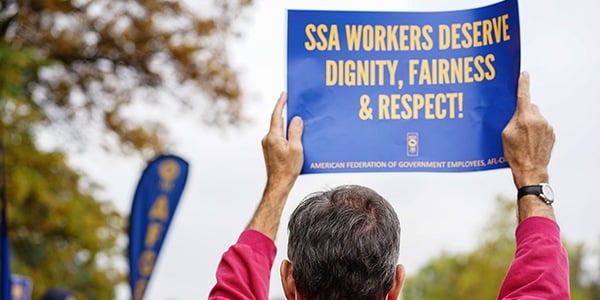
top-left (542, 184), bottom-right (554, 201)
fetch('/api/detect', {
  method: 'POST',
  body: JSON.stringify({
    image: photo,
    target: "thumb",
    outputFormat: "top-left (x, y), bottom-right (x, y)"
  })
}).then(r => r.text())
top-left (287, 116), bottom-right (304, 145)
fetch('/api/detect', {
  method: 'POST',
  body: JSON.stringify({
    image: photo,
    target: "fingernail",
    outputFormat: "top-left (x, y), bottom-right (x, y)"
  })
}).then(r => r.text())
top-left (291, 116), bottom-right (303, 126)
top-left (521, 71), bottom-right (529, 79)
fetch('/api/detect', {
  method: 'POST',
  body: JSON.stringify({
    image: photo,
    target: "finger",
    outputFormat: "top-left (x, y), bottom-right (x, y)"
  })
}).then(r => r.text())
top-left (287, 116), bottom-right (304, 145)
top-left (269, 92), bottom-right (287, 136)
top-left (516, 71), bottom-right (531, 112)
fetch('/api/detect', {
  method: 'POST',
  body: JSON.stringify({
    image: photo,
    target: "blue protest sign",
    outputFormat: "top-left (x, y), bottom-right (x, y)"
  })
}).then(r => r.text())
top-left (128, 155), bottom-right (189, 300)
top-left (10, 275), bottom-right (32, 300)
top-left (287, 0), bottom-right (520, 173)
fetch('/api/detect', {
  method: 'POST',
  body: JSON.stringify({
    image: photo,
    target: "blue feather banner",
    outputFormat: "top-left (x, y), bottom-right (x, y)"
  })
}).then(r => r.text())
top-left (128, 154), bottom-right (189, 300)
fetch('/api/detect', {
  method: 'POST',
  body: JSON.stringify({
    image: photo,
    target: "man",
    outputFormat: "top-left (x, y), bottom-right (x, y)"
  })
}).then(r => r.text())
top-left (208, 72), bottom-right (569, 299)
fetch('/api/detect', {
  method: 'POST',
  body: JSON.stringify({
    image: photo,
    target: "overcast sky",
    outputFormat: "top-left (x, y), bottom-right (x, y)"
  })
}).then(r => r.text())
top-left (63, 0), bottom-right (600, 298)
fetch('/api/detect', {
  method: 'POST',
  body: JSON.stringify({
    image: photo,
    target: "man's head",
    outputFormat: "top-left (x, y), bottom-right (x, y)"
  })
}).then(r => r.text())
top-left (41, 287), bottom-right (76, 300)
top-left (280, 185), bottom-right (405, 300)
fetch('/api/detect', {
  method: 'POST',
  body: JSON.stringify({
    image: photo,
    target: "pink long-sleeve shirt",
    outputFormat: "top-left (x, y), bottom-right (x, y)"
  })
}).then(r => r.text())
top-left (209, 217), bottom-right (569, 300)
top-left (209, 229), bottom-right (276, 300)
top-left (497, 216), bottom-right (570, 299)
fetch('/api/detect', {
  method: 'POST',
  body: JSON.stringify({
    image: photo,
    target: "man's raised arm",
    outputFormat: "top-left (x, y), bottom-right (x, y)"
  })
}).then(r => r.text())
top-left (209, 93), bottom-right (304, 300)
top-left (502, 71), bottom-right (555, 223)
top-left (248, 92), bottom-right (304, 240)
top-left (498, 72), bottom-right (569, 300)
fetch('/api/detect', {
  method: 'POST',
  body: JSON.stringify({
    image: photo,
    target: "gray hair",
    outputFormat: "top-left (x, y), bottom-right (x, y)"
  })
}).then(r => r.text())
top-left (287, 185), bottom-right (401, 300)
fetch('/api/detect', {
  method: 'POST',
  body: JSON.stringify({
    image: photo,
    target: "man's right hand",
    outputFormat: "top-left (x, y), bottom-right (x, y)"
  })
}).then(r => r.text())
top-left (246, 93), bottom-right (303, 240)
top-left (261, 92), bottom-right (304, 193)
top-left (502, 72), bottom-right (556, 221)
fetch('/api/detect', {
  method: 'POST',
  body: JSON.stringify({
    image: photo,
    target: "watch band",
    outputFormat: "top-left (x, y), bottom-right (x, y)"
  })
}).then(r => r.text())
top-left (517, 184), bottom-right (554, 205)
top-left (517, 185), bottom-right (542, 200)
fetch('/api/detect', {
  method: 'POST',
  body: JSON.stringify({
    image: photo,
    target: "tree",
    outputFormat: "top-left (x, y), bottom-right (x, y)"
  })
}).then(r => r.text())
top-left (6, 128), bottom-right (125, 300)
top-left (402, 197), bottom-right (600, 300)
top-left (1, 0), bottom-right (252, 156)
top-left (1, 45), bottom-right (124, 299)
top-left (1, 0), bottom-right (253, 297)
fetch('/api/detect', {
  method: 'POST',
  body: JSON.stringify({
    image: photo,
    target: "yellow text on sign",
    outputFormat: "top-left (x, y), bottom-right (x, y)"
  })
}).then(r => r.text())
top-left (377, 92), bottom-right (464, 120)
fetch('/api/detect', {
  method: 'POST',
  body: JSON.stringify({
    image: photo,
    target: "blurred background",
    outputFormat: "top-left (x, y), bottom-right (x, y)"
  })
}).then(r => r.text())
top-left (1, 0), bottom-right (599, 299)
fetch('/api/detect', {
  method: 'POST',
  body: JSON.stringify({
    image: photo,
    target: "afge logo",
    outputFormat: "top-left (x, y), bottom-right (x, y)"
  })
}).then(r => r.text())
top-left (407, 132), bottom-right (419, 157)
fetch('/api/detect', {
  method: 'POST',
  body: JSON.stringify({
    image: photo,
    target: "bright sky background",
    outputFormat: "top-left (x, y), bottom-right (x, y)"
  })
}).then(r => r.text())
top-left (62, 0), bottom-right (599, 299)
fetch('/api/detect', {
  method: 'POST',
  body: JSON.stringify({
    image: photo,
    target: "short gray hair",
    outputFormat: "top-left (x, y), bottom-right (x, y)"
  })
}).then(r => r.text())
top-left (287, 185), bottom-right (401, 300)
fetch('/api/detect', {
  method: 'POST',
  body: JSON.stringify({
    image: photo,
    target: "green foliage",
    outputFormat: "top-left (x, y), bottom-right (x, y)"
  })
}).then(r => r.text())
top-left (2, 44), bottom-right (125, 299)
top-left (0, 45), bottom-right (46, 126)
top-left (1, 0), bottom-right (253, 156)
top-left (567, 243), bottom-right (600, 300)
top-left (6, 130), bottom-right (124, 299)
top-left (403, 197), bottom-right (600, 300)
top-left (1, 0), bottom-right (253, 297)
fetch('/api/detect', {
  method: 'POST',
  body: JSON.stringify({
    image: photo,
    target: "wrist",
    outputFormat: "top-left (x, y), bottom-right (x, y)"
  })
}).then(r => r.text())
top-left (266, 171), bottom-right (298, 193)
top-left (265, 178), bottom-right (294, 196)
top-left (517, 195), bottom-right (555, 222)
top-left (247, 181), bottom-right (293, 241)
top-left (511, 169), bottom-right (549, 189)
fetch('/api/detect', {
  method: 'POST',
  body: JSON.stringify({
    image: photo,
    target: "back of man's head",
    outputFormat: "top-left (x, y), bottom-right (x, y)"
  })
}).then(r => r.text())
top-left (287, 185), bottom-right (401, 300)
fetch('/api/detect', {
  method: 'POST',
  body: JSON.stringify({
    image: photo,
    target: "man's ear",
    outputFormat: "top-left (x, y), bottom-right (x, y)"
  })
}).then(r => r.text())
top-left (280, 259), bottom-right (298, 300)
top-left (386, 264), bottom-right (406, 300)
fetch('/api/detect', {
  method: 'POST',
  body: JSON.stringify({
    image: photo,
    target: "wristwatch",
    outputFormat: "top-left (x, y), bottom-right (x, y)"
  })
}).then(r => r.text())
top-left (517, 183), bottom-right (554, 205)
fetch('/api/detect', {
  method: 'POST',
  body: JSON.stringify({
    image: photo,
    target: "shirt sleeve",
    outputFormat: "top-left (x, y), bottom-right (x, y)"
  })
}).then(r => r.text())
top-left (208, 229), bottom-right (277, 300)
top-left (497, 216), bottom-right (570, 300)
